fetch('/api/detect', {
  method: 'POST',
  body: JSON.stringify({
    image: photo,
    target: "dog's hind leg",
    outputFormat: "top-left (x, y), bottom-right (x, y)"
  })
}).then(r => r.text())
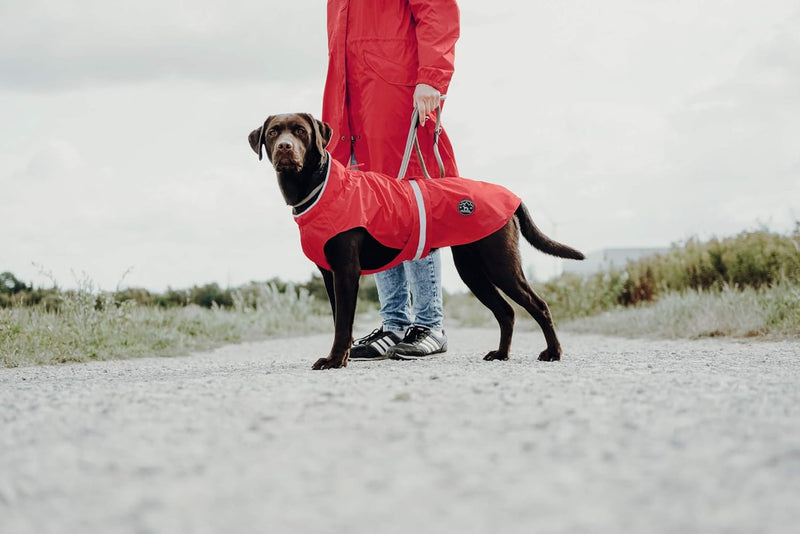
top-left (473, 222), bottom-right (563, 362)
top-left (451, 245), bottom-right (515, 361)
top-left (485, 266), bottom-right (562, 362)
top-left (498, 279), bottom-right (561, 362)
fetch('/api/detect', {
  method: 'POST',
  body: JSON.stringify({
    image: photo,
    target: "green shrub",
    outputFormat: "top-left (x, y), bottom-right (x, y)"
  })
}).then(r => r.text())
top-left (535, 225), bottom-right (800, 321)
top-left (627, 226), bottom-right (800, 296)
top-left (0, 272), bottom-right (28, 295)
top-left (446, 224), bottom-right (800, 337)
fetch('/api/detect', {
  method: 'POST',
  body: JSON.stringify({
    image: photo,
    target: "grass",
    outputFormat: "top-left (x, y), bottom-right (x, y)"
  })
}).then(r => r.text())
top-left (445, 225), bottom-right (800, 340)
top-left (3, 225), bottom-right (798, 368)
top-left (0, 282), bottom-right (329, 368)
top-left (445, 281), bottom-right (800, 340)
top-left (538, 225), bottom-right (800, 319)
top-left (561, 282), bottom-right (800, 339)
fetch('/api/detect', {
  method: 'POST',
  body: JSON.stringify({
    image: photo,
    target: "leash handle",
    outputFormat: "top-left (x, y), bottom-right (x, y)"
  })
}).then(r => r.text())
top-left (397, 95), bottom-right (446, 180)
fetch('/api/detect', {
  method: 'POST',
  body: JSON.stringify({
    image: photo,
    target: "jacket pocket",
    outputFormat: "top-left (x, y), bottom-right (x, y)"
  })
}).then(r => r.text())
top-left (362, 44), bottom-right (417, 86)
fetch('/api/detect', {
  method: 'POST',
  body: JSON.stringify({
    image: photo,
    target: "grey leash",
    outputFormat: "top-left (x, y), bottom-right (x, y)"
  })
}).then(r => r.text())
top-left (397, 95), bottom-right (447, 180)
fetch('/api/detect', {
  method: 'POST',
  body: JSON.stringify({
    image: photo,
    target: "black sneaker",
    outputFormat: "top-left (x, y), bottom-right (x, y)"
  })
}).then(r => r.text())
top-left (349, 327), bottom-right (403, 361)
top-left (387, 326), bottom-right (447, 360)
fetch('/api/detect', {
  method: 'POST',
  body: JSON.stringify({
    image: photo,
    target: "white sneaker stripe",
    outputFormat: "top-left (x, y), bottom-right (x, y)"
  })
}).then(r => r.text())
top-left (420, 338), bottom-right (438, 353)
top-left (374, 337), bottom-right (398, 354)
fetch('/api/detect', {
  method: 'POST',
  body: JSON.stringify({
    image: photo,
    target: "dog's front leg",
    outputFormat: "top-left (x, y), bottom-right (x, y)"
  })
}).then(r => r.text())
top-left (312, 232), bottom-right (362, 370)
top-left (318, 267), bottom-right (336, 319)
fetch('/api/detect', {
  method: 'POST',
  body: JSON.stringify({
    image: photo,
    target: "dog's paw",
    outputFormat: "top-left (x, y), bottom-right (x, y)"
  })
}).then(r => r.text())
top-left (483, 350), bottom-right (509, 361)
top-left (537, 348), bottom-right (561, 362)
top-left (312, 356), bottom-right (348, 370)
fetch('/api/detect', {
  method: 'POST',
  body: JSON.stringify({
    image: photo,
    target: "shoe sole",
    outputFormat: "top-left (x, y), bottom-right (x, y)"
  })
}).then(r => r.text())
top-left (348, 354), bottom-right (389, 361)
top-left (388, 348), bottom-right (447, 361)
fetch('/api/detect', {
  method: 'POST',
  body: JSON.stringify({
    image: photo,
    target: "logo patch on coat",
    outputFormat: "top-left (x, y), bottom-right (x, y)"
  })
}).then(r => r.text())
top-left (458, 199), bottom-right (475, 216)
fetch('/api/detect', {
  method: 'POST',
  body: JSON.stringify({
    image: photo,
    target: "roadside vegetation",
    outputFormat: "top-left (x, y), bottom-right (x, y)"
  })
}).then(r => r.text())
top-left (0, 274), bottom-right (338, 368)
top-left (447, 224), bottom-right (800, 339)
top-left (2, 225), bottom-right (798, 367)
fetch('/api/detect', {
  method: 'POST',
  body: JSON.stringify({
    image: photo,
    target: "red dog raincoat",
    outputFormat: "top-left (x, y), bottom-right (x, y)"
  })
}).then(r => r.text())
top-left (294, 156), bottom-right (521, 273)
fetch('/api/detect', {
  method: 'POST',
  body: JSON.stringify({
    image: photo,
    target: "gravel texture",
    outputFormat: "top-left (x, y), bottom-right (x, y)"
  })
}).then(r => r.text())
top-left (1, 329), bottom-right (798, 534)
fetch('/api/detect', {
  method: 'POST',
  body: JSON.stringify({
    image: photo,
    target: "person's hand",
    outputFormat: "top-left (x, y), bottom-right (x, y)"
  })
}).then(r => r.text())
top-left (413, 83), bottom-right (440, 126)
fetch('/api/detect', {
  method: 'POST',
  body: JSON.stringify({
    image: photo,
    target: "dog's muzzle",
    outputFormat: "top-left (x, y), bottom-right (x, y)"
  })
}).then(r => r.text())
top-left (272, 147), bottom-right (303, 172)
top-left (271, 136), bottom-right (304, 172)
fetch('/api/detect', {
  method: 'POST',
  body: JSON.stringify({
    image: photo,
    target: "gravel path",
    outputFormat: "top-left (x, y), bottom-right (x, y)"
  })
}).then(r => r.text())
top-left (1, 329), bottom-right (798, 534)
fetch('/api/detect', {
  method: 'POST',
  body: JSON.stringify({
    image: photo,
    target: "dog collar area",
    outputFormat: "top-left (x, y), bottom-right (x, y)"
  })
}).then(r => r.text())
top-left (292, 156), bottom-right (331, 218)
top-left (291, 181), bottom-right (325, 210)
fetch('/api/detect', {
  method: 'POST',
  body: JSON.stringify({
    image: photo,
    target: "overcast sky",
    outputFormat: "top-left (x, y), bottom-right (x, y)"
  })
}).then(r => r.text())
top-left (2, 0), bottom-right (798, 293)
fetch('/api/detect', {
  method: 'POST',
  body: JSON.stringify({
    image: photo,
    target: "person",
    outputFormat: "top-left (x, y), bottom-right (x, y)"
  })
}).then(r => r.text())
top-left (322, 0), bottom-right (461, 361)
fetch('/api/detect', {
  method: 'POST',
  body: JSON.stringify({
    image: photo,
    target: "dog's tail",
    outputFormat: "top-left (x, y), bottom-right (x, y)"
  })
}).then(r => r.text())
top-left (516, 203), bottom-right (585, 260)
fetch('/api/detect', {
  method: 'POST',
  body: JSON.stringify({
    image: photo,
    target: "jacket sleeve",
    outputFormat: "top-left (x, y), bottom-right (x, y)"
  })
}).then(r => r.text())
top-left (408, 0), bottom-right (460, 94)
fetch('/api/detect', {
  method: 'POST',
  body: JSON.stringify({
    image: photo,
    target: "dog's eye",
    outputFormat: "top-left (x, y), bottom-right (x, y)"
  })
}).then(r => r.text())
top-left (267, 128), bottom-right (278, 137)
top-left (294, 127), bottom-right (307, 136)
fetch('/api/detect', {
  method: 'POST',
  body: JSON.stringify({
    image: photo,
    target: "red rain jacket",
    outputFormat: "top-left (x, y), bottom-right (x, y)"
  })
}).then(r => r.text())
top-left (294, 157), bottom-right (521, 273)
top-left (323, 0), bottom-right (460, 178)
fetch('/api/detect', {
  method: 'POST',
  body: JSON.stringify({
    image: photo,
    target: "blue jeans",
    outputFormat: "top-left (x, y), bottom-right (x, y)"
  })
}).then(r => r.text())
top-left (375, 248), bottom-right (444, 332)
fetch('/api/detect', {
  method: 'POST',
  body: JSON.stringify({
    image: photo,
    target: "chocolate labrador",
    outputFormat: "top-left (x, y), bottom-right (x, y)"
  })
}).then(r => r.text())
top-left (249, 113), bottom-right (584, 370)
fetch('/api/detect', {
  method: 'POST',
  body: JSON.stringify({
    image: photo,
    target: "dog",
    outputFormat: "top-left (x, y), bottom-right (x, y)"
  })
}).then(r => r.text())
top-left (249, 113), bottom-right (585, 370)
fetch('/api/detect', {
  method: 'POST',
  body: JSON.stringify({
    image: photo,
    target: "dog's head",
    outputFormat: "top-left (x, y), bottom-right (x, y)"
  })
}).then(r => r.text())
top-left (248, 113), bottom-right (333, 173)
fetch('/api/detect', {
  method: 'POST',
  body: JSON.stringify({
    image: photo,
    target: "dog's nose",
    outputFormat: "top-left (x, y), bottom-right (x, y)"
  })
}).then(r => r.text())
top-left (277, 141), bottom-right (293, 152)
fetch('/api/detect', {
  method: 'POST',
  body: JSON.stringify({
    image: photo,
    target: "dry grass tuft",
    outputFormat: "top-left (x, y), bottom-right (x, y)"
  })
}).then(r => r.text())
top-left (0, 282), bottom-right (328, 368)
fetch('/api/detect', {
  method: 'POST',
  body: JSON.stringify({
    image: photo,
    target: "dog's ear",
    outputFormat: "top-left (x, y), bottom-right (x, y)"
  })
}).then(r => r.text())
top-left (248, 116), bottom-right (273, 161)
top-left (301, 114), bottom-right (333, 154)
top-left (248, 127), bottom-right (264, 160)
top-left (315, 119), bottom-right (333, 151)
